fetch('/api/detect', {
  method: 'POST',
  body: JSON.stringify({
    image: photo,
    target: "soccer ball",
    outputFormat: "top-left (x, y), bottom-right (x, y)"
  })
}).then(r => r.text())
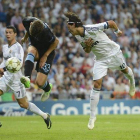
top-left (6, 57), bottom-right (22, 73)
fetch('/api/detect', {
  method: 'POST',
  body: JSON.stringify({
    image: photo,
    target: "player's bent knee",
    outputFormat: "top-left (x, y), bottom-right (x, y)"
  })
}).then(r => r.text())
top-left (28, 48), bottom-right (37, 55)
top-left (94, 81), bottom-right (101, 89)
top-left (19, 103), bottom-right (28, 109)
top-left (35, 80), bottom-right (44, 88)
top-left (28, 47), bottom-right (39, 60)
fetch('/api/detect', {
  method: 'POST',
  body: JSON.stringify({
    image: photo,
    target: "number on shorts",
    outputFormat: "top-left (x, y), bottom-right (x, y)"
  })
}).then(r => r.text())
top-left (16, 91), bottom-right (20, 97)
top-left (120, 63), bottom-right (126, 69)
top-left (42, 63), bottom-right (50, 73)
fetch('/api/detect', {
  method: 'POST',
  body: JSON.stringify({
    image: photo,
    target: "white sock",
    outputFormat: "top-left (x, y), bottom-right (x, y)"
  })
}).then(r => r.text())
top-left (27, 102), bottom-right (47, 119)
top-left (90, 88), bottom-right (100, 119)
top-left (124, 67), bottom-right (135, 85)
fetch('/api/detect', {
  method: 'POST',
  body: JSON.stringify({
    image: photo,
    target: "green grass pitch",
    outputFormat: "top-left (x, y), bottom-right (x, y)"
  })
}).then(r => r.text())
top-left (0, 115), bottom-right (140, 140)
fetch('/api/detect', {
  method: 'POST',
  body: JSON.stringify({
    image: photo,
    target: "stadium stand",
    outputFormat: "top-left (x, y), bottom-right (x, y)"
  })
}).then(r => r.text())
top-left (0, 0), bottom-right (140, 100)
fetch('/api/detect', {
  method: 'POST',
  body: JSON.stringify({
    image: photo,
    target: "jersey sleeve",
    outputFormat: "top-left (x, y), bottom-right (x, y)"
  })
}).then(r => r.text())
top-left (85, 22), bottom-right (109, 32)
top-left (22, 17), bottom-right (38, 30)
top-left (0, 58), bottom-right (6, 68)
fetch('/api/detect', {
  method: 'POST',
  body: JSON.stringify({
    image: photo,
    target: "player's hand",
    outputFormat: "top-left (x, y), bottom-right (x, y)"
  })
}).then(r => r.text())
top-left (0, 68), bottom-right (4, 74)
top-left (114, 30), bottom-right (123, 37)
top-left (84, 38), bottom-right (94, 48)
top-left (39, 55), bottom-right (47, 68)
top-left (21, 37), bottom-right (26, 44)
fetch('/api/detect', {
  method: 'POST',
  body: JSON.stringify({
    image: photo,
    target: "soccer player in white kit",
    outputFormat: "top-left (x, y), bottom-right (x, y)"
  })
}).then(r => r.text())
top-left (64, 12), bottom-right (135, 130)
top-left (0, 26), bottom-right (51, 129)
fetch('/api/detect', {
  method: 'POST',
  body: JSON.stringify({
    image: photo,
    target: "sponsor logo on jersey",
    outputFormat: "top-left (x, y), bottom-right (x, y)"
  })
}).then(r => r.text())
top-left (92, 41), bottom-right (99, 47)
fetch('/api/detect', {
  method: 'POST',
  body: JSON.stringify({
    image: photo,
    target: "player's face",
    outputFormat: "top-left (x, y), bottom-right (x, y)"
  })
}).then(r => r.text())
top-left (67, 22), bottom-right (76, 35)
top-left (5, 29), bottom-right (16, 42)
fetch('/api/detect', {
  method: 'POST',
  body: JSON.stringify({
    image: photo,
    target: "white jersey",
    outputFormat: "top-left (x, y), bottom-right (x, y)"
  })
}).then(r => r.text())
top-left (0, 42), bottom-right (24, 87)
top-left (75, 22), bottom-right (120, 60)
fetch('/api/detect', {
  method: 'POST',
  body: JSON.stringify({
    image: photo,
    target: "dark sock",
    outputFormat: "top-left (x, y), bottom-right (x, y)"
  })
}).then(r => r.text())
top-left (24, 60), bottom-right (34, 79)
top-left (41, 81), bottom-right (50, 92)
top-left (24, 53), bottom-right (35, 79)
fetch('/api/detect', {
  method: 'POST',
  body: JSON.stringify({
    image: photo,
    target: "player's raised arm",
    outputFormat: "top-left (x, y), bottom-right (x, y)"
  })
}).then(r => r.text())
top-left (86, 20), bottom-right (122, 37)
top-left (107, 20), bottom-right (122, 36)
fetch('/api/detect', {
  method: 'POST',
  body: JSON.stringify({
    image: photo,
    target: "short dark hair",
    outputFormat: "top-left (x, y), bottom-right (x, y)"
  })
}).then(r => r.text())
top-left (6, 26), bottom-right (17, 33)
top-left (30, 20), bottom-right (44, 36)
top-left (64, 12), bottom-right (83, 27)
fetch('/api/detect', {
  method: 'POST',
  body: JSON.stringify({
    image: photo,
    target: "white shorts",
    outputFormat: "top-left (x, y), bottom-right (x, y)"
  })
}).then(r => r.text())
top-left (93, 50), bottom-right (126, 80)
top-left (0, 77), bottom-right (26, 99)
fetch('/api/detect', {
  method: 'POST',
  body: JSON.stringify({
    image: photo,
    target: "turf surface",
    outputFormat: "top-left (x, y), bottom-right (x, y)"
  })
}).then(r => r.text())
top-left (0, 115), bottom-right (140, 140)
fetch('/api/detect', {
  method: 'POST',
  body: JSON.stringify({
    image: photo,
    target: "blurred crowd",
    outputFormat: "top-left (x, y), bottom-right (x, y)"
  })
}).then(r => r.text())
top-left (0, 0), bottom-right (140, 101)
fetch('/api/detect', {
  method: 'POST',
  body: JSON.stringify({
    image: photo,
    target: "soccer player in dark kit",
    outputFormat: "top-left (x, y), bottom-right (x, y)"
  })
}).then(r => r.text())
top-left (21, 17), bottom-right (59, 102)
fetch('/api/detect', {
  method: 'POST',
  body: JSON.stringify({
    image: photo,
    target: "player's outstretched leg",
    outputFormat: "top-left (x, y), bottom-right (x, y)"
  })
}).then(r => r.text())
top-left (129, 80), bottom-right (135, 96)
top-left (44, 113), bottom-right (52, 129)
top-left (20, 76), bottom-right (30, 88)
top-left (40, 82), bottom-right (53, 102)
top-left (123, 67), bottom-right (135, 96)
top-left (27, 102), bottom-right (52, 129)
top-left (88, 88), bottom-right (100, 130)
top-left (88, 117), bottom-right (96, 130)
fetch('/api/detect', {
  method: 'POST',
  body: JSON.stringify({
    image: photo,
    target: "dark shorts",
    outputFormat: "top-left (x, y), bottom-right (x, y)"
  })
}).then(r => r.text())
top-left (28, 43), bottom-right (48, 58)
top-left (28, 43), bottom-right (55, 75)
top-left (35, 51), bottom-right (55, 75)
